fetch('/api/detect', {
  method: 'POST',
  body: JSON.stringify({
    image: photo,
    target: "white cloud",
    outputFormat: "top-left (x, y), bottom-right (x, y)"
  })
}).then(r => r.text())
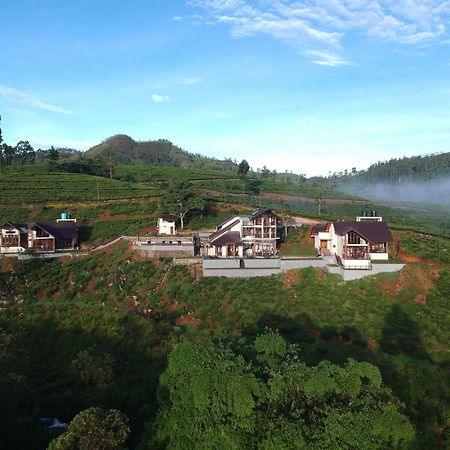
top-left (151, 94), bottom-right (171, 103)
top-left (187, 0), bottom-right (450, 65)
top-left (0, 84), bottom-right (72, 114)
top-left (304, 49), bottom-right (353, 66)
top-left (178, 77), bottom-right (203, 85)
top-left (173, 16), bottom-right (183, 21)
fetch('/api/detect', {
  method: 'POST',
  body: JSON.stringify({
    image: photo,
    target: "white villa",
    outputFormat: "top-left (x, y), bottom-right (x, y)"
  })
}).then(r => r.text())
top-left (205, 208), bottom-right (279, 258)
top-left (157, 215), bottom-right (178, 235)
top-left (311, 213), bottom-right (392, 269)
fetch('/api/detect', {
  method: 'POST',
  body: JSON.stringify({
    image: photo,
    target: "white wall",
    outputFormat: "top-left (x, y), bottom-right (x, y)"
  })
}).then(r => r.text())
top-left (369, 252), bottom-right (389, 260)
top-left (342, 259), bottom-right (371, 269)
top-left (0, 246), bottom-right (25, 254)
top-left (158, 219), bottom-right (176, 235)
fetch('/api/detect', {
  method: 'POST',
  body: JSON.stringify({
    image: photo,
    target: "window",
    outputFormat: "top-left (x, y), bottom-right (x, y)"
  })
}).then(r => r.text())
top-left (370, 243), bottom-right (386, 253)
top-left (347, 231), bottom-right (361, 244)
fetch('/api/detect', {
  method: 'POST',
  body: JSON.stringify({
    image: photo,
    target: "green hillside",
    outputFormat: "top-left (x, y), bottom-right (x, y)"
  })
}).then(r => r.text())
top-left (0, 243), bottom-right (449, 448)
top-left (85, 134), bottom-right (238, 171)
top-left (0, 172), bottom-right (157, 205)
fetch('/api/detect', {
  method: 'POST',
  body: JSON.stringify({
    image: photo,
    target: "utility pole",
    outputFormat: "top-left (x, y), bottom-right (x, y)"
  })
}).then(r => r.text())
top-left (97, 182), bottom-right (100, 202)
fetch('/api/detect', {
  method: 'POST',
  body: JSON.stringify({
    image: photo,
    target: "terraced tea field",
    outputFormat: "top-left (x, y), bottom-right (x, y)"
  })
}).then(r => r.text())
top-left (0, 172), bottom-right (158, 205)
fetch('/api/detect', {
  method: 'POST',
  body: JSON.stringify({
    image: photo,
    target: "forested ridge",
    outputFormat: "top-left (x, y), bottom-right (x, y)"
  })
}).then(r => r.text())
top-left (354, 151), bottom-right (450, 182)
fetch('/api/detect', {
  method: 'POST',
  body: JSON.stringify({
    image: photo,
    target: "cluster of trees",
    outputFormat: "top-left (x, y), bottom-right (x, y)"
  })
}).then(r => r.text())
top-left (0, 117), bottom-right (40, 169)
top-left (160, 181), bottom-right (208, 229)
top-left (152, 333), bottom-right (415, 449)
top-left (0, 116), bottom-right (82, 171)
top-left (42, 332), bottom-right (415, 449)
top-left (48, 407), bottom-right (129, 450)
top-left (323, 152), bottom-right (450, 185)
top-left (362, 152), bottom-right (450, 183)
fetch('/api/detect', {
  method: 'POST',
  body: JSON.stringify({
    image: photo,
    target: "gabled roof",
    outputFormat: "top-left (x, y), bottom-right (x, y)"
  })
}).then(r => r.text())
top-left (310, 224), bottom-right (326, 237)
top-left (332, 221), bottom-right (392, 243)
top-left (211, 231), bottom-right (242, 247)
top-left (2, 222), bottom-right (28, 233)
top-left (209, 219), bottom-right (241, 242)
top-left (250, 208), bottom-right (277, 220)
top-left (159, 214), bottom-right (178, 222)
top-left (215, 215), bottom-right (239, 230)
top-left (32, 222), bottom-right (78, 240)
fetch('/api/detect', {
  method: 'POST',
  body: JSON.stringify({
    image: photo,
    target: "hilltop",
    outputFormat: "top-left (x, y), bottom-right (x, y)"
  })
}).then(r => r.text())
top-left (85, 135), bottom-right (238, 172)
top-left (358, 151), bottom-right (450, 183)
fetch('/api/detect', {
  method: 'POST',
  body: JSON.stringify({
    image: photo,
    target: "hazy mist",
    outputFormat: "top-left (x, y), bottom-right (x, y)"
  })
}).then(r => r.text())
top-left (340, 177), bottom-right (450, 207)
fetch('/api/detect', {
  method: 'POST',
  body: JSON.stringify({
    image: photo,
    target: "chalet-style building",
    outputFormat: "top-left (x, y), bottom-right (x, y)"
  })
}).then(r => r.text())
top-left (311, 213), bottom-right (392, 269)
top-left (205, 208), bottom-right (279, 258)
top-left (157, 215), bottom-right (178, 235)
top-left (0, 216), bottom-right (78, 254)
top-left (0, 223), bottom-right (29, 254)
top-left (28, 222), bottom-right (78, 252)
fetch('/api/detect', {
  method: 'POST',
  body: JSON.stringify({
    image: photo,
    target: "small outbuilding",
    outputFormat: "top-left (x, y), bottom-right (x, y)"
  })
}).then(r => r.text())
top-left (157, 215), bottom-right (178, 235)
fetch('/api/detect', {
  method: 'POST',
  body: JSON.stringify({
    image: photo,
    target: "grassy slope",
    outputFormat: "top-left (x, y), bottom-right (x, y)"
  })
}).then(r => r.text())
top-left (0, 243), bottom-right (449, 448)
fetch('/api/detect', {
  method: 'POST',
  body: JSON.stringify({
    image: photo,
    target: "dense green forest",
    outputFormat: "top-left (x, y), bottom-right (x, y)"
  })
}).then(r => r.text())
top-left (357, 152), bottom-right (450, 182)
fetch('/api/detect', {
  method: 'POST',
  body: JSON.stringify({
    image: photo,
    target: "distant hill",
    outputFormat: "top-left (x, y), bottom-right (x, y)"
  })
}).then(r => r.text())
top-left (358, 151), bottom-right (450, 183)
top-left (85, 135), bottom-right (238, 172)
top-left (336, 151), bottom-right (450, 206)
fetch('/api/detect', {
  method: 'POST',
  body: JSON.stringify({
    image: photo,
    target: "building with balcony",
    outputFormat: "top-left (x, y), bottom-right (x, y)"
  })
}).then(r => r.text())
top-left (311, 216), bottom-right (392, 269)
top-left (205, 209), bottom-right (279, 258)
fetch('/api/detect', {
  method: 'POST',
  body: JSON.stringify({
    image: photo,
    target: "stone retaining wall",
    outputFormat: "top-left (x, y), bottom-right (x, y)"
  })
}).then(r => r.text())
top-left (203, 257), bottom-right (404, 280)
top-left (327, 264), bottom-right (404, 281)
top-left (203, 268), bottom-right (281, 278)
top-left (203, 259), bottom-right (241, 269)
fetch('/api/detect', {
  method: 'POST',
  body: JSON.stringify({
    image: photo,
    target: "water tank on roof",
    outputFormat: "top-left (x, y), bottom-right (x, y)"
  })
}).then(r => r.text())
top-left (61, 212), bottom-right (69, 220)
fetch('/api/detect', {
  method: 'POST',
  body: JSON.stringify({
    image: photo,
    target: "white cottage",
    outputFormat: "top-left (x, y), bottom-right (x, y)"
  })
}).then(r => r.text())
top-left (157, 215), bottom-right (178, 235)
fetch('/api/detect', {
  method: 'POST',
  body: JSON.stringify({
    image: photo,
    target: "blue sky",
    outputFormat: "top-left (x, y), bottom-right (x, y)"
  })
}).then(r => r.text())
top-left (1, 0), bottom-right (450, 176)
